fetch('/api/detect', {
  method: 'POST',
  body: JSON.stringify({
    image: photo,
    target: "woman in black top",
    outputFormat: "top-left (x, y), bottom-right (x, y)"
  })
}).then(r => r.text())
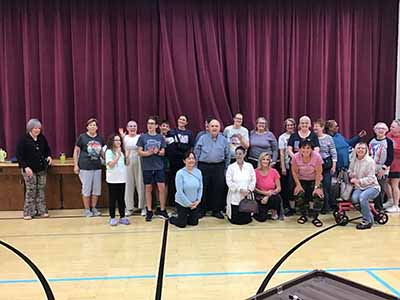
top-left (16, 119), bottom-right (52, 220)
top-left (286, 115), bottom-right (320, 215)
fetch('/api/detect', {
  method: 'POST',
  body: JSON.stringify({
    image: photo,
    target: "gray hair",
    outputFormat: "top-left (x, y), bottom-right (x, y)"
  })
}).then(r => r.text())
top-left (26, 118), bottom-right (42, 133)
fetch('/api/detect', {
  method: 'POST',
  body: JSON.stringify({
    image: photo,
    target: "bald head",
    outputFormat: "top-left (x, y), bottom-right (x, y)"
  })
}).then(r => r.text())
top-left (209, 119), bottom-right (221, 137)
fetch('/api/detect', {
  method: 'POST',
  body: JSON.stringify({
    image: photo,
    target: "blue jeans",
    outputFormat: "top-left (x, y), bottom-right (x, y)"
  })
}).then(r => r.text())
top-left (351, 188), bottom-right (380, 223)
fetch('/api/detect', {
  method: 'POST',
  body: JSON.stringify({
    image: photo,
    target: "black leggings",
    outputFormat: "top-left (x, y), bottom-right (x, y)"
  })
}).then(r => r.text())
top-left (229, 204), bottom-right (252, 225)
top-left (253, 194), bottom-right (282, 222)
top-left (169, 202), bottom-right (200, 228)
top-left (108, 183), bottom-right (126, 218)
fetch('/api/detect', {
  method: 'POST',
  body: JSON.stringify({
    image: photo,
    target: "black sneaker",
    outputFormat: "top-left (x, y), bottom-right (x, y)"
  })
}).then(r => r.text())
top-left (285, 208), bottom-right (295, 216)
top-left (155, 208), bottom-right (169, 220)
top-left (212, 211), bottom-right (224, 219)
top-left (356, 221), bottom-right (372, 230)
top-left (146, 210), bottom-right (153, 222)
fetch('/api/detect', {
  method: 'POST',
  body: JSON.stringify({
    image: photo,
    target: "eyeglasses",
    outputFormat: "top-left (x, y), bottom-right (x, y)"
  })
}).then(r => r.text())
top-left (375, 127), bottom-right (386, 130)
top-left (234, 117), bottom-right (243, 121)
top-left (147, 122), bottom-right (156, 125)
top-left (114, 139), bottom-right (121, 142)
top-left (257, 122), bottom-right (266, 125)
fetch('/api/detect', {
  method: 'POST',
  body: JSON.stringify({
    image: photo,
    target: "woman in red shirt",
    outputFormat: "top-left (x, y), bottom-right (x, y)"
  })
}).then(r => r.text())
top-left (386, 119), bottom-right (400, 213)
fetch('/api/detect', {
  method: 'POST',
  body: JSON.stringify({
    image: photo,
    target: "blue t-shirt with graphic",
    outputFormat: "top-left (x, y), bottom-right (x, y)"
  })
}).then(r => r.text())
top-left (137, 133), bottom-right (166, 171)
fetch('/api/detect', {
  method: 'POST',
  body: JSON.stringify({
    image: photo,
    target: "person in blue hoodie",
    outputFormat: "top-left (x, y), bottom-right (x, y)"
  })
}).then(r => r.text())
top-left (325, 120), bottom-right (366, 171)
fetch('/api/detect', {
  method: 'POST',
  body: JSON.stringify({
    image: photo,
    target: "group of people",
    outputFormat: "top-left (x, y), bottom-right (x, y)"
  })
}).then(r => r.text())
top-left (15, 113), bottom-right (400, 230)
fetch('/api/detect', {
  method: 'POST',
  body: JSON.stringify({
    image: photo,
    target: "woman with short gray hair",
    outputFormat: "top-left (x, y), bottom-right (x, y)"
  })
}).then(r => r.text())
top-left (16, 118), bottom-right (52, 220)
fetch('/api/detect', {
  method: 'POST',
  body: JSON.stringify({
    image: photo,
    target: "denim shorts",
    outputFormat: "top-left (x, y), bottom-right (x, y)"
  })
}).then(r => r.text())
top-left (143, 169), bottom-right (165, 185)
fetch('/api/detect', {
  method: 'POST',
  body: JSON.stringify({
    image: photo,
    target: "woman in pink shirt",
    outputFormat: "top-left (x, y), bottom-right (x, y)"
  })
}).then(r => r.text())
top-left (254, 153), bottom-right (282, 222)
top-left (386, 119), bottom-right (400, 213)
top-left (291, 139), bottom-right (324, 226)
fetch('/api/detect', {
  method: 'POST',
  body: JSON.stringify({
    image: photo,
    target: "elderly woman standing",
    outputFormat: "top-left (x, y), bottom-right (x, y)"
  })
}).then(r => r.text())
top-left (16, 119), bottom-right (52, 220)
top-left (248, 117), bottom-right (278, 168)
top-left (313, 119), bottom-right (337, 212)
top-left (119, 121), bottom-right (145, 216)
top-left (226, 146), bottom-right (256, 225)
top-left (385, 119), bottom-right (400, 213)
top-left (73, 118), bottom-right (105, 217)
top-left (369, 122), bottom-right (393, 211)
top-left (287, 115), bottom-right (319, 215)
top-left (278, 118), bottom-right (296, 211)
top-left (349, 143), bottom-right (381, 229)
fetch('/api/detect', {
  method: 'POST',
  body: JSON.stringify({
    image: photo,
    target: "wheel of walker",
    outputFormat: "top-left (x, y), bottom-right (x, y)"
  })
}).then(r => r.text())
top-left (338, 215), bottom-right (349, 226)
top-left (377, 213), bottom-right (389, 225)
top-left (333, 210), bottom-right (340, 218)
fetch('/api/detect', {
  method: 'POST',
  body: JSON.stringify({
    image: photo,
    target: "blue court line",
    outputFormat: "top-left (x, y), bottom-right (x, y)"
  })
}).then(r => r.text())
top-left (366, 270), bottom-right (400, 297)
top-left (1, 267), bottom-right (399, 284)
top-left (0, 274), bottom-right (156, 284)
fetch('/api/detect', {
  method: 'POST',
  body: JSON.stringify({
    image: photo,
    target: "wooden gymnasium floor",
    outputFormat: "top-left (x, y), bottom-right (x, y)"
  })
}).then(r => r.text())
top-left (0, 209), bottom-right (399, 300)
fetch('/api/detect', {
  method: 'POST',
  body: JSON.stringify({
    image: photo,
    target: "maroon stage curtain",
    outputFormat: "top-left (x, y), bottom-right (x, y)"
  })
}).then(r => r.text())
top-left (0, 0), bottom-right (397, 156)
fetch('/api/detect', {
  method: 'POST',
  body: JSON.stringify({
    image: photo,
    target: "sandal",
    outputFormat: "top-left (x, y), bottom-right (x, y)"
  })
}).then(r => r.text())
top-left (312, 218), bottom-right (323, 227)
top-left (297, 215), bottom-right (308, 224)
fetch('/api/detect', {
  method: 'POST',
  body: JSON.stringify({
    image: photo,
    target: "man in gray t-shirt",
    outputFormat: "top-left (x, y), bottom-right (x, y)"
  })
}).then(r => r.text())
top-left (223, 113), bottom-right (249, 158)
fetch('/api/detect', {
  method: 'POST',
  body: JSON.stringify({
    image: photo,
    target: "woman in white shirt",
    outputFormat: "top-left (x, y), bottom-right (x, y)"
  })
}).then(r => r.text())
top-left (226, 146), bottom-right (256, 224)
top-left (119, 121), bottom-right (145, 216)
top-left (105, 134), bottom-right (130, 226)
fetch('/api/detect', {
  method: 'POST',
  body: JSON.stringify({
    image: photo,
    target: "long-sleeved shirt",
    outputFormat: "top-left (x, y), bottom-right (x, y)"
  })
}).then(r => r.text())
top-left (16, 133), bottom-right (51, 173)
top-left (368, 137), bottom-right (394, 173)
top-left (225, 161), bottom-right (256, 218)
top-left (318, 134), bottom-right (337, 161)
top-left (249, 130), bottom-right (278, 162)
top-left (331, 133), bottom-right (360, 169)
top-left (349, 154), bottom-right (380, 191)
top-left (175, 167), bottom-right (203, 207)
top-left (194, 133), bottom-right (230, 169)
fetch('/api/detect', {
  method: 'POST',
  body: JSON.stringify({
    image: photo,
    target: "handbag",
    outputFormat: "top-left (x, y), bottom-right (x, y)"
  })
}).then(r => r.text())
top-left (238, 191), bottom-right (259, 214)
top-left (322, 156), bottom-right (333, 170)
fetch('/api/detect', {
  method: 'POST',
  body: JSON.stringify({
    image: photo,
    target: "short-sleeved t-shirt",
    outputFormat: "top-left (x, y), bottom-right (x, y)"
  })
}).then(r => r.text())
top-left (136, 133), bottom-right (166, 171)
top-left (105, 149), bottom-right (126, 183)
top-left (387, 132), bottom-right (400, 173)
top-left (288, 131), bottom-right (320, 154)
top-left (292, 151), bottom-right (323, 181)
top-left (278, 132), bottom-right (291, 169)
top-left (255, 168), bottom-right (280, 192)
top-left (75, 133), bottom-right (104, 170)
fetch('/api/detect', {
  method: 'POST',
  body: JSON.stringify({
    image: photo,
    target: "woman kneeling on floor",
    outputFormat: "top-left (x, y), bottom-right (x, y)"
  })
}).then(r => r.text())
top-left (226, 146), bottom-right (256, 225)
top-left (169, 151), bottom-right (203, 228)
top-left (349, 142), bottom-right (381, 230)
top-left (291, 139), bottom-right (324, 227)
top-left (253, 152), bottom-right (282, 221)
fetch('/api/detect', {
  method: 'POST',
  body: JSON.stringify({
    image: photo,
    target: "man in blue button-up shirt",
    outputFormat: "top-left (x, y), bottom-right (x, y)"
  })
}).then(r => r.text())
top-left (195, 119), bottom-right (230, 219)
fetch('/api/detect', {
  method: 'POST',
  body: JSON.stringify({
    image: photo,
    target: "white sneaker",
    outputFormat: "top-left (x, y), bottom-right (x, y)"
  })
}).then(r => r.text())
top-left (125, 209), bottom-right (134, 217)
top-left (385, 205), bottom-right (400, 213)
top-left (383, 200), bottom-right (394, 209)
top-left (141, 208), bottom-right (147, 216)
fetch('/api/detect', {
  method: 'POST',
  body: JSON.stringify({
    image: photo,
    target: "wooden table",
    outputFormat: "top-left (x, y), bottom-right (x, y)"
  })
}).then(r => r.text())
top-left (0, 159), bottom-right (108, 210)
